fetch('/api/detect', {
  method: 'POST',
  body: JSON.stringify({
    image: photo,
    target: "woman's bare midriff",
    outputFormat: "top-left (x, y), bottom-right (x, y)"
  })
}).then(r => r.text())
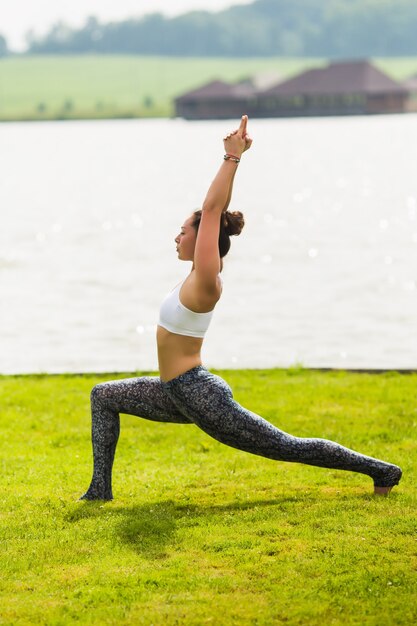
top-left (157, 325), bottom-right (204, 382)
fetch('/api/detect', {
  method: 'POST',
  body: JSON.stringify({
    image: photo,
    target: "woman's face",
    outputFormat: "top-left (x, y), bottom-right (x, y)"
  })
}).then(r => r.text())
top-left (174, 216), bottom-right (197, 261)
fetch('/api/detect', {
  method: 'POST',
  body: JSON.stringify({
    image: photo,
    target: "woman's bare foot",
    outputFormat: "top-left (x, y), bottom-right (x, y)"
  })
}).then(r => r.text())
top-left (374, 486), bottom-right (393, 496)
top-left (373, 464), bottom-right (402, 495)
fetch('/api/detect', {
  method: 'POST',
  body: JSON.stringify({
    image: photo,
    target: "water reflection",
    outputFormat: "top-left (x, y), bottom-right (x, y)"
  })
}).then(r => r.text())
top-left (1, 115), bottom-right (417, 373)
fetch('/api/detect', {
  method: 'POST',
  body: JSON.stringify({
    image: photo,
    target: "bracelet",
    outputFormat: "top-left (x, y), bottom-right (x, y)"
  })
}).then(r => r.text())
top-left (224, 153), bottom-right (240, 163)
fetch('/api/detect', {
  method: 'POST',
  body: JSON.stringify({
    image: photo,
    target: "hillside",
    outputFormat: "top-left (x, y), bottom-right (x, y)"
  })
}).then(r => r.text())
top-left (19, 0), bottom-right (417, 58)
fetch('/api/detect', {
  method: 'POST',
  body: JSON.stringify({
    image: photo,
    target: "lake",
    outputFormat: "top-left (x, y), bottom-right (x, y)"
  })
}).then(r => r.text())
top-left (1, 115), bottom-right (416, 373)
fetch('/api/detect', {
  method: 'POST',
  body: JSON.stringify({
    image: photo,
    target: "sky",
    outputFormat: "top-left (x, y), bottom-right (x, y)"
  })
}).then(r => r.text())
top-left (0, 0), bottom-right (252, 51)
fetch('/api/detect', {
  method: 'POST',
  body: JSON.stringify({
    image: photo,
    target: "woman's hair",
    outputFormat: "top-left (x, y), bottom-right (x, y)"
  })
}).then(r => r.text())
top-left (191, 210), bottom-right (245, 258)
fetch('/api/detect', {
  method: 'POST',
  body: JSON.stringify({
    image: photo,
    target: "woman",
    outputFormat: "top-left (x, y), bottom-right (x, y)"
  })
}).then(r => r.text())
top-left (80, 115), bottom-right (401, 501)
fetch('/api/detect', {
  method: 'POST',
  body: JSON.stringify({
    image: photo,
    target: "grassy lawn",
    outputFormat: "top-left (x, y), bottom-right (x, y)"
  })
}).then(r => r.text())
top-left (0, 368), bottom-right (416, 625)
top-left (0, 55), bottom-right (416, 121)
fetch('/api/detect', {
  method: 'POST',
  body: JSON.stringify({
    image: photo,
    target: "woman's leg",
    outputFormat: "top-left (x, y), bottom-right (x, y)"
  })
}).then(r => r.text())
top-left (163, 367), bottom-right (402, 492)
top-left (80, 376), bottom-right (191, 500)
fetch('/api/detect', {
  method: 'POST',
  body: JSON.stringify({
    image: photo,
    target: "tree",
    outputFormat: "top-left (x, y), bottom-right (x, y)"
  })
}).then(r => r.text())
top-left (23, 1), bottom-right (417, 58)
top-left (0, 33), bottom-right (8, 57)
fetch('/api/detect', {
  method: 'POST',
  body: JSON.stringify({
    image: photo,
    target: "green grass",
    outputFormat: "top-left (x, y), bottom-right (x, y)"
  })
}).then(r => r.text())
top-left (0, 368), bottom-right (416, 625)
top-left (1, 55), bottom-right (416, 121)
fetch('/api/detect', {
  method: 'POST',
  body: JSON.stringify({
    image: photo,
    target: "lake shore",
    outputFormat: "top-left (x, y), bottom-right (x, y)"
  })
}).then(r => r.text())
top-left (2, 366), bottom-right (417, 379)
top-left (1, 54), bottom-right (416, 122)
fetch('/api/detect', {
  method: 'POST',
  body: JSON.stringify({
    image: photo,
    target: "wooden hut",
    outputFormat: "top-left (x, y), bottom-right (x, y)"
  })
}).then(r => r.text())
top-left (257, 60), bottom-right (409, 117)
top-left (174, 79), bottom-right (257, 120)
top-left (402, 74), bottom-right (417, 112)
top-left (174, 61), bottom-right (410, 120)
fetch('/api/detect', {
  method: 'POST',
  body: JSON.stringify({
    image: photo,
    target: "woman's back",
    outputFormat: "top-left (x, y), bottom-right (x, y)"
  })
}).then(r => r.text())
top-left (157, 271), bottom-right (223, 382)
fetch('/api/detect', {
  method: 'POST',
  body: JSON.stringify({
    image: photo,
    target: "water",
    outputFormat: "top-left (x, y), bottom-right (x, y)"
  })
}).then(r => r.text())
top-left (1, 116), bottom-right (416, 373)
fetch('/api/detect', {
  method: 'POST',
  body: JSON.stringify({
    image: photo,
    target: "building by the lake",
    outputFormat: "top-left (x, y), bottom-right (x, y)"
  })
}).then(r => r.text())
top-left (402, 73), bottom-right (417, 112)
top-left (175, 60), bottom-right (411, 119)
top-left (175, 79), bottom-right (257, 121)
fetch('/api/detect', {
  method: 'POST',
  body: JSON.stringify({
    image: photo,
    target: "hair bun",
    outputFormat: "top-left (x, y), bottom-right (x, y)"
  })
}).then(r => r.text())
top-left (223, 210), bottom-right (245, 236)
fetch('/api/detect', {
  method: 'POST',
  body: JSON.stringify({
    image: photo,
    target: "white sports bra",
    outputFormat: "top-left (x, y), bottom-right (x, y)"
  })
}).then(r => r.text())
top-left (158, 279), bottom-right (219, 338)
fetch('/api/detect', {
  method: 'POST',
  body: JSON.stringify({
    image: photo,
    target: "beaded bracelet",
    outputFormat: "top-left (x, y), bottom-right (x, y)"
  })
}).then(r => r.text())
top-left (224, 153), bottom-right (241, 163)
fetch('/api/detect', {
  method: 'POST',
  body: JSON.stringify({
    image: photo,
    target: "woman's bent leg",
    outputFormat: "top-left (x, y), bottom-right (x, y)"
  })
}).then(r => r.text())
top-left (163, 367), bottom-right (402, 491)
top-left (80, 376), bottom-right (191, 501)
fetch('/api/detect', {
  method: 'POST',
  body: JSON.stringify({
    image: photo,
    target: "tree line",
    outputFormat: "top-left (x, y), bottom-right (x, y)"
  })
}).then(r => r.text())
top-left (0, 34), bottom-right (8, 56)
top-left (2, 0), bottom-right (417, 58)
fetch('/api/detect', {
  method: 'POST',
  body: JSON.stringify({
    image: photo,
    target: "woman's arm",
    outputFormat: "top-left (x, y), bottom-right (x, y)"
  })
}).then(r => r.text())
top-left (193, 116), bottom-right (252, 289)
top-left (222, 125), bottom-right (252, 211)
top-left (201, 159), bottom-right (239, 214)
top-left (202, 117), bottom-right (251, 214)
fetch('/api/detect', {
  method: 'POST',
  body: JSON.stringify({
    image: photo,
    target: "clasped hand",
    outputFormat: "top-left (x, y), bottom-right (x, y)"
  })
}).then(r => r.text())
top-left (223, 115), bottom-right (253, 158)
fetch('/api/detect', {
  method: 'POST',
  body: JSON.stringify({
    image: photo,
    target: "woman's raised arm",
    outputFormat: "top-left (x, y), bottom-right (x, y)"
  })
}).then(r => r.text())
top-left (193, 116), bottom-right (252, 288)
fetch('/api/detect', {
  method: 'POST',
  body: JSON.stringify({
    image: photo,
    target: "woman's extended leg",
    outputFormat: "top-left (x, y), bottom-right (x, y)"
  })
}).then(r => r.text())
top-left (163, 367), bottom-right (402, 492)
top-left (80, 376), bottom-right (191, 500)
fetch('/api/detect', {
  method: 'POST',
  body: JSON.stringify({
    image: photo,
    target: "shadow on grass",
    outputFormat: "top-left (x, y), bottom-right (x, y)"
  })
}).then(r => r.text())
top-left (64, 494), bottom-right (326, 557)
top-left (63, 484), bottom-right (404, 558)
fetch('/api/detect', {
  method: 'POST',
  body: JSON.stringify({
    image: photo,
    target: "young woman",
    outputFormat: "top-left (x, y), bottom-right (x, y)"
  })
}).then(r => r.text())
top-left (80, 115), bottom-right (401, 501)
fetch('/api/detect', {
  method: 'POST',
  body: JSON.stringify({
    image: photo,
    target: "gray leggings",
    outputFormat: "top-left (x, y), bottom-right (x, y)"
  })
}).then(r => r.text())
top-left (80, 365), bottom-right (401, 500)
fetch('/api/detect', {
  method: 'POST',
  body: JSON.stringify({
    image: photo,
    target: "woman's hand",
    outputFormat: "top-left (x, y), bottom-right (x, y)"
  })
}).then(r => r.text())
top-left (223, 115), bottom-right (253, 158)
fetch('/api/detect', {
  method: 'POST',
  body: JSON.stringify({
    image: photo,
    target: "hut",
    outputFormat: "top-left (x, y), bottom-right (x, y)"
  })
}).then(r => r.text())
top-left (174, 79), bottom-right (257, 120)
top-left (174, 60), bottom-right (410, 120)
top-left (402, 74), bottom-right (417, 112)
top-left (257, 60), bottom-right (409, 117)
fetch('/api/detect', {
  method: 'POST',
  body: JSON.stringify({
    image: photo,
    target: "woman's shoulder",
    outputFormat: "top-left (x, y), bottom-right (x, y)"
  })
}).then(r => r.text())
top-left (181, 270), bottom-right (222, 312)
top-left (185, 269), bottom-right (223, 289)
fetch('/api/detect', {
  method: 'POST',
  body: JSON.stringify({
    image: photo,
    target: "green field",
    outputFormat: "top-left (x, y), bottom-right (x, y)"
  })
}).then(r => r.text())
top-left (1, 55), bottom-right (417, 121)
top-left (0, 368), bottom-right (416, 625)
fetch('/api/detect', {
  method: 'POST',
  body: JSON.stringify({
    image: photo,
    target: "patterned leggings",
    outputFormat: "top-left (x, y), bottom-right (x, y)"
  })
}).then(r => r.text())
top-left (80, 365), bottom-right (401, 500)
